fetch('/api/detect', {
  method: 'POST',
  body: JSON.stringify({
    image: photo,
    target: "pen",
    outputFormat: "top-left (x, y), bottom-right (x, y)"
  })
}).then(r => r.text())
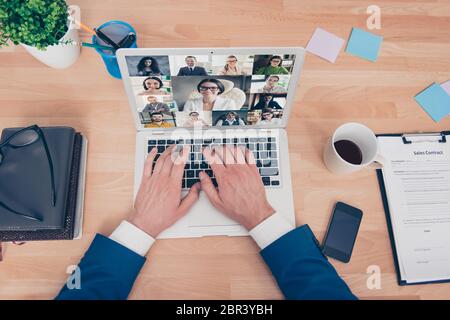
top-left (79, 22), bottom-right (97, 36)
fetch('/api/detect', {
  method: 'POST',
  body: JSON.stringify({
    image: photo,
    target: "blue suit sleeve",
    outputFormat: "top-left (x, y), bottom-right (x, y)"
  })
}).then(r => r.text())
top-left (261, 225), bottom-right (357, 300)
top-left (55, 234), bottom-right (146, 300)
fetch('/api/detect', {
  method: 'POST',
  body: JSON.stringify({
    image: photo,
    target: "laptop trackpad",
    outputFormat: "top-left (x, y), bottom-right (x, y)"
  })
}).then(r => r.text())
top-left (157, 192), bottom-right (246, 238)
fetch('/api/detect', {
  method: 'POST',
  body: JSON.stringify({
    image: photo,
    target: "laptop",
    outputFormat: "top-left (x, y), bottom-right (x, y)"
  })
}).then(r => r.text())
top-left (116, 47), bottom-right (305, 238)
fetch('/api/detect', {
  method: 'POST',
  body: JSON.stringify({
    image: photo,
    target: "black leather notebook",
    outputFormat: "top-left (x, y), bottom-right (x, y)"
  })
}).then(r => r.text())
top-left (0, 127), bottom-right (81, 238)
top-left (0, 133), bottom-right (83, 241)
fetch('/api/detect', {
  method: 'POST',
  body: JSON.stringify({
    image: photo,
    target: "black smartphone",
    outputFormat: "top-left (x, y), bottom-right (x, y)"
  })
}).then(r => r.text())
top-left (322, 202), bottom-right (363, 263)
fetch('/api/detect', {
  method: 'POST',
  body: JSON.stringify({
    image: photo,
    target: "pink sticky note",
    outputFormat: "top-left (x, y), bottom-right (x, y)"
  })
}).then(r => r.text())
top-left (441, 80), bottom-right (450, 95)
top-left (306, 27), bottom-right (345, 63)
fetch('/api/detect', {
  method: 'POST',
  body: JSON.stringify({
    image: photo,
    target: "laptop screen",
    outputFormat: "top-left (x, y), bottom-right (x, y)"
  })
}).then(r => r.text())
top-left (122, 53), bottom-right (299, 129)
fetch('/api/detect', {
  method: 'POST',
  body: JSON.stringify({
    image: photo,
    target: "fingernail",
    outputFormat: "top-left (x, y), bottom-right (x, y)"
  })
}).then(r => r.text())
top-left (199, 171), bottom-right (205, 180)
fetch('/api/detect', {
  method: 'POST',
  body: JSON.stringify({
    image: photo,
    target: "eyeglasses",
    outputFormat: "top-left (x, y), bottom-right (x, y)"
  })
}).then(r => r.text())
top-left (199, 86), bottom-right (219, 92)
top-left (0, 125), bottom-right (56, 222)
top-left (227, 60), bottom-right (237, 63)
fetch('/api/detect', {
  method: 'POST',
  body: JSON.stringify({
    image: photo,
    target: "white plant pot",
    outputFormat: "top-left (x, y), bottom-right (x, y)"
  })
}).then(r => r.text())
top-left (21, 25), bottom-right (80, 69)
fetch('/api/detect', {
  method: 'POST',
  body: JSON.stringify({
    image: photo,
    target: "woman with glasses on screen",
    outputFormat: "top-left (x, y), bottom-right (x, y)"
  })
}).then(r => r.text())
top-left (218, 55), bottom-right (247, 75)
top-left (183, 79), bottom-right (236, 112)
top-left (255, 55), bottom-right (289, 75)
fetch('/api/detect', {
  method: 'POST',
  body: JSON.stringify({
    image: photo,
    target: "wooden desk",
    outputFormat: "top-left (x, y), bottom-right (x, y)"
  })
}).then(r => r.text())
top-left (1, 0), bottom-right (450, 300)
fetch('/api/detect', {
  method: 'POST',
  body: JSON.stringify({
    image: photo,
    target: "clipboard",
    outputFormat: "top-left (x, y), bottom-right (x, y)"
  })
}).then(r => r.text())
top-left (376, 130), bottom-right (450, 286)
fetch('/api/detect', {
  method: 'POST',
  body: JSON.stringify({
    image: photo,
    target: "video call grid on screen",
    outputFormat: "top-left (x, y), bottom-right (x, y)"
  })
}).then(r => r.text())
top-left (121, 51), bottom-right (300, 129)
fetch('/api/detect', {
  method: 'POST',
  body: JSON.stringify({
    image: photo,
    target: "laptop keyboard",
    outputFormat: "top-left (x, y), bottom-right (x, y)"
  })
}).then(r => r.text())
top-left (147, 136), bottom-right (281, 189)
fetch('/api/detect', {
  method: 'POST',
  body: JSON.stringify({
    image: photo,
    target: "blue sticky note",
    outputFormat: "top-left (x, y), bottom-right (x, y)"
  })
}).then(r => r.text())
top-left (346, 28), bottom-right (383, 62)
top-left (414, 83), bottom-right (450, 122)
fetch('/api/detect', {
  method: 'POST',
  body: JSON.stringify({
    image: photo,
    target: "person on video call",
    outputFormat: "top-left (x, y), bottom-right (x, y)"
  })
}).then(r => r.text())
top-left (255, 55), bottom-right (289, 75)
top-left (216, 111), bottom-right (246, 126)
top-left (252, 94), bottom-right (283, 110)
top-left (137, 56), bottom-right (162, 76)
top-left (142, 96), bottom-right (171, 114)
top-left (246, 111), bottom-right (261, 125)
top-left (177, 56), bottom-right (208, 76)
top-left (257, 75), bottom-right (286, 94)
top-left (183, 79), bottom-right (236, 112)
top-left (144, 112), bottom-right (174, 128)
top-left (138, 77), bottom-right (169, 96)
top-left (257, 109), bottom-right (282, 126)
top-left (182, 111), bottom-right (210, 127)
top-left (55, 145), bottom-right (356, 300)
top-left (218, 55), bottom-right (247, 75)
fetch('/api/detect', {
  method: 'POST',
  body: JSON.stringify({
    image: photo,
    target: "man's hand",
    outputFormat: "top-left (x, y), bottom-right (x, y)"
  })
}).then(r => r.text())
top-left (200, 146), bottom-right (275, 230)
top-left (128, 145), bottom-right (200, 237)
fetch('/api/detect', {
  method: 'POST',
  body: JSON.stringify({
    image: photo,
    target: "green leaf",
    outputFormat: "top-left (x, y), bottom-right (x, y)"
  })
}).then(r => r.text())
top-left (0, 0), bottom-right (68, 50)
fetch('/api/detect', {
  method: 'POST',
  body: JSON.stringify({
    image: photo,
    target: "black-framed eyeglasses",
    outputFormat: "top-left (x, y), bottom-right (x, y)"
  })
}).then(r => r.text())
top-left (199, 86), bottom-right (219, 92)
top-left (0, 125), bottom-right (56, 222)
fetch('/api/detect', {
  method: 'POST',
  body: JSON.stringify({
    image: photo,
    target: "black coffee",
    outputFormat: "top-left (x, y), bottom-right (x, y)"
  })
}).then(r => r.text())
top-left (334, 140), bottom-right (363, 165)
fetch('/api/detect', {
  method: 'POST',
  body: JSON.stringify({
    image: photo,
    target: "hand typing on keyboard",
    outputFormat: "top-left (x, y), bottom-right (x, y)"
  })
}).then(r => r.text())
top-left (200, 146), bottom-right (275, 230)
top-left (129, 142), bottom-right (276, 237)
top-left (128, 145), bottom-right (201, 237)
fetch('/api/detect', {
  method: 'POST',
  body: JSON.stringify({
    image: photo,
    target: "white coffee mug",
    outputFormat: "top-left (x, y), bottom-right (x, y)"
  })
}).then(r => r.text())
top-left (323, 122), bottom-right (384, 174)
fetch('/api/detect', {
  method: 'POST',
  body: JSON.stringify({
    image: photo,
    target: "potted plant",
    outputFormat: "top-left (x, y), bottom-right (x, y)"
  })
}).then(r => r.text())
top-left (0, 0), bottom-right (80, 69)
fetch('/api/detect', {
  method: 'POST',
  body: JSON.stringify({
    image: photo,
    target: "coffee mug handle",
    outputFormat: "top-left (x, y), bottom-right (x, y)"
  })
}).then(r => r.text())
top-left (369, 154), bottom-right (386, 169)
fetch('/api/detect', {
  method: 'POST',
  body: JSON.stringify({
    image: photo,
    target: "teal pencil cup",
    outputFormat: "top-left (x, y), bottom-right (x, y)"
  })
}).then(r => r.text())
top-left (92, 20), bottom-right (137, 79)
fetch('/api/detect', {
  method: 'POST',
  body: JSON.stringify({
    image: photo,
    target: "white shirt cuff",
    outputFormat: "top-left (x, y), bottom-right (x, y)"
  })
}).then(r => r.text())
top-left (249, 212), bottom-right (295, 249)
top-left (109, 220), bottom-right (155, 256)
